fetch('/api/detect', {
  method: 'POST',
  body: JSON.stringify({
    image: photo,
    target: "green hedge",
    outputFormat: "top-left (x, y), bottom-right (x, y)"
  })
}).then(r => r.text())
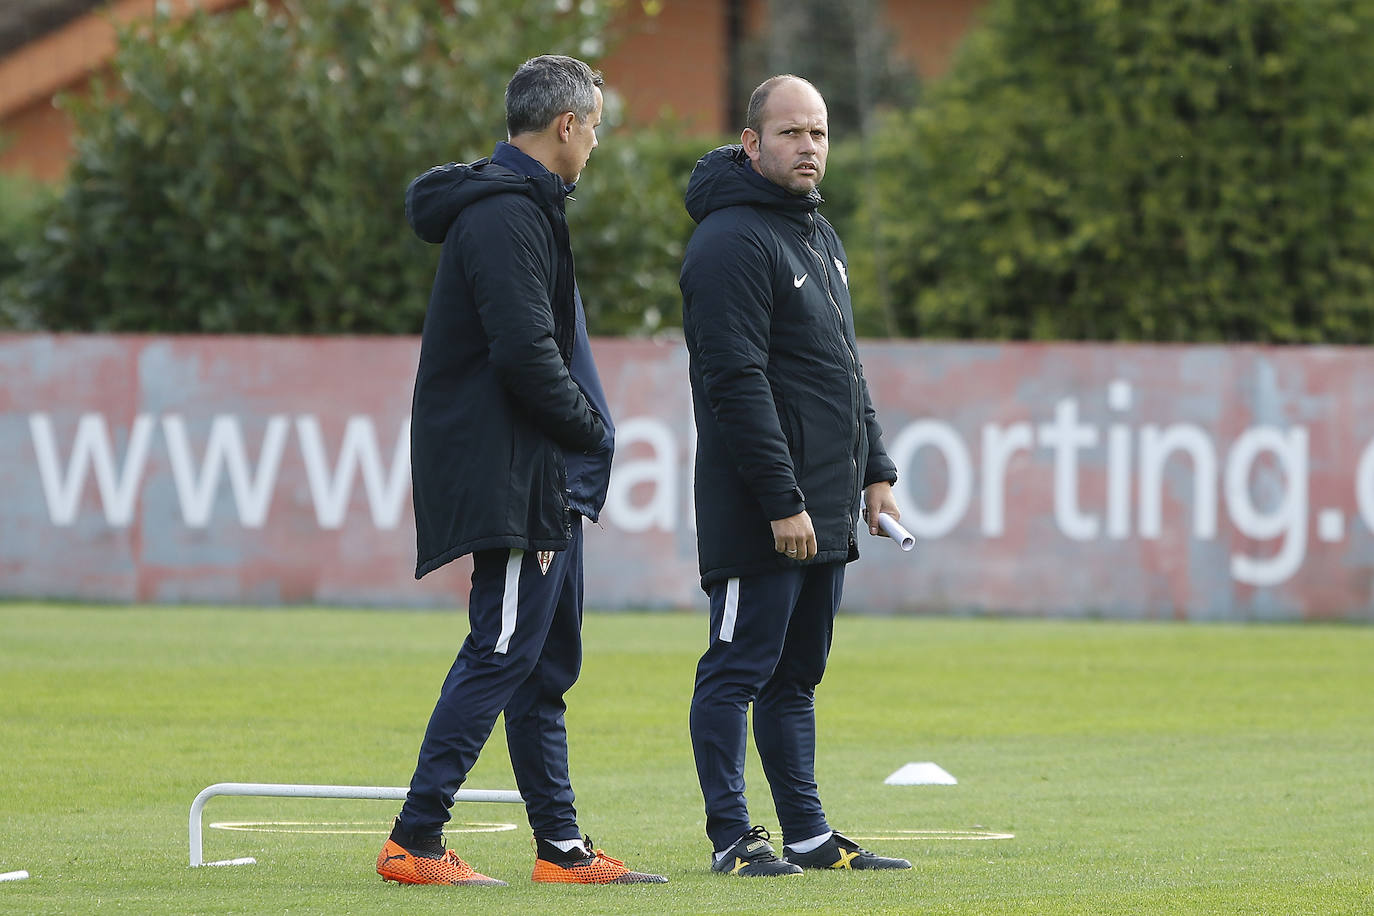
top-left (12, 0), bottom-right (1373, 342)
top-left (0, 171), bottom-right (51, 307)
top-left (566, 127), bottom-right (709, 335)
top-left (1, 0), bottom-right (697, 336)
top-left (842, 0), bottom-right (1374, 341)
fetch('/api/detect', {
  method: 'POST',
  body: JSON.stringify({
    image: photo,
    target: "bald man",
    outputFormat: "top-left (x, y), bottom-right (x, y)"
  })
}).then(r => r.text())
top-left (678, 75), bottom-right (913, 877)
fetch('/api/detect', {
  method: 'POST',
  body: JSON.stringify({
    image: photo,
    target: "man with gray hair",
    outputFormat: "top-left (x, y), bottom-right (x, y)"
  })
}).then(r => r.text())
top-left (376, 54), bottom-right (666, 888)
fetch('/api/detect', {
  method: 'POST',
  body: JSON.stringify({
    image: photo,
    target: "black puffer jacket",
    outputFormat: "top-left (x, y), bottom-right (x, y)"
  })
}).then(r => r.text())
top-left (680, 145), bottom-right (896, 590)
top-left (407, 142), bottom-right (614, 578)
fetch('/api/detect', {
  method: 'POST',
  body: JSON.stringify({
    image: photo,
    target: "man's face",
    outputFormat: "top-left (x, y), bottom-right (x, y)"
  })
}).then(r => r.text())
top-left (744, 80), bottom-right (828, 195)
top-left (561, 87), bottom-right (603, 184)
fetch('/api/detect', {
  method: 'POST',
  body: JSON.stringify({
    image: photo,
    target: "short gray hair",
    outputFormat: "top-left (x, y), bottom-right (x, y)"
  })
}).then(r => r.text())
top-left (505, 55), bottom-right (604, 137)
top-left (745, 74), bottom-right (817, 135)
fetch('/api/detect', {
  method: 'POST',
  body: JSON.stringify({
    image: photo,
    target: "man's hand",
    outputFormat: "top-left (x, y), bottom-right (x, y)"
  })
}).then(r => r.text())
top-left (862, 481), bottom-right (899, 537)
top-left (771, 511), bottom-right (817, 561)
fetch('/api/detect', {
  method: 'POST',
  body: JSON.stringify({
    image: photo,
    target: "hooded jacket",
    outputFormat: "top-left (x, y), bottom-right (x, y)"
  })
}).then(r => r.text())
top-left (679, 145), bottom-right (896, 590)
top-left (407, 141), bottom-right (615, 578)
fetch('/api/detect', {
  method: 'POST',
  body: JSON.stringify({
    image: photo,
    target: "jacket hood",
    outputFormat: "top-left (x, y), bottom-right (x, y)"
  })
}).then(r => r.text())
top-left (406, 159), bottom-right (559, 244)
top-left (684, 144), bottom-right (822, 224)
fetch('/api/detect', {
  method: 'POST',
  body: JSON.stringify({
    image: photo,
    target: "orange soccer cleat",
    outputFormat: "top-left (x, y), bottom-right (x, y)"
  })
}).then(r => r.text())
top-left (375, 820), bottom-right (507, 886)
top-left (531, 836), bottom-right (668, 885)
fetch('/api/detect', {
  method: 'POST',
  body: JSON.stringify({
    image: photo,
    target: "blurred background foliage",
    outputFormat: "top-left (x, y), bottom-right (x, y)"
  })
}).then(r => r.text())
top-left (0, 0), bottom-right (700, 335)
top-left (843, 0), bottom-right (1374, 341)
top-left (0, 169), bottom-right (53, 293)
top-left (3, 0), bottom-right (1374, 341)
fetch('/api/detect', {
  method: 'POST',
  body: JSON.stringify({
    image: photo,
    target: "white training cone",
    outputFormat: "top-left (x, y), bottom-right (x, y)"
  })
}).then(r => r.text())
top-left (885, 762), bottom-right (958, 785)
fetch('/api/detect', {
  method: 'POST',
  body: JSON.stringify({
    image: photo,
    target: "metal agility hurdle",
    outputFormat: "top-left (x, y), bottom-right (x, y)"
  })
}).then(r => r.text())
top-left (189, 782), bottom-right (524, 867)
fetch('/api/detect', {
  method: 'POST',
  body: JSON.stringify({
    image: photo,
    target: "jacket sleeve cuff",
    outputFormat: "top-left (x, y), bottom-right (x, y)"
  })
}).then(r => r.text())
top-left (863, 457), bottom-right (898, 488)
top-left (760, 484), bottom-right (806, 521)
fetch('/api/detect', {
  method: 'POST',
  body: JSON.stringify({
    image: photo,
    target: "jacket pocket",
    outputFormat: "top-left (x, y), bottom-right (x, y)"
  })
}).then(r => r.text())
top-left (509, 414), bottom-right (569, 543)
top-left (775, 393), bottom-right (803, 460)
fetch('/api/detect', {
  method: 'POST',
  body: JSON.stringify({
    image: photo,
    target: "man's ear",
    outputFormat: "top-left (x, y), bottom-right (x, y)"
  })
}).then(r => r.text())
top-left (559, 111), bottom-right (577, 142)
top-left (741, 127), bottom-right (760, 161)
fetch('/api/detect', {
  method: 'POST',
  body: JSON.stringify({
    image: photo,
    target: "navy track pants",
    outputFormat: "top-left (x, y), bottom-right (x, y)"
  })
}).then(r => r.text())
top-left (689, 561), bottom-right (845, 852)
top-left (400, 522), bottom-right (584, 841)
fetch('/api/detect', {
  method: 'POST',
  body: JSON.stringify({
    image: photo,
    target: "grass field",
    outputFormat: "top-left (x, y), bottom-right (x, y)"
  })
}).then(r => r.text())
top-left (1, 604), bottom-right (1371, 915)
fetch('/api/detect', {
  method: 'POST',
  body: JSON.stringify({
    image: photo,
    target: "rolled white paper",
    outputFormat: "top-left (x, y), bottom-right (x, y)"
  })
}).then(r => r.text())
top-left (877, 512), bottom-right (915, 551)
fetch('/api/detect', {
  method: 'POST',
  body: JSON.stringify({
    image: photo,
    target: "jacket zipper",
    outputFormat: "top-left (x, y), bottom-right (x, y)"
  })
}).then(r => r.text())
top-left (805, 212), bottom-right (862, 544)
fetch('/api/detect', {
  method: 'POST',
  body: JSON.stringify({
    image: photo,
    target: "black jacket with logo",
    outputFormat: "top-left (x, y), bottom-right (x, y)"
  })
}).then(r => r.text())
top-left (406, 142), bottom-right (614, 578)
top-left (680, 145), bottom-right (897, 590)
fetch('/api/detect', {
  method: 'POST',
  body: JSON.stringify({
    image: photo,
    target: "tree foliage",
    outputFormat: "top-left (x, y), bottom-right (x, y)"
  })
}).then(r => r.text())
top-left (0, 170), bottom-right (51, 299)
top-left (567, 127), bottom-right (707, 334)
top-left (4, 0), bottom-right (695, 335)
top-left (847, 0), bottom-right (1374, 341)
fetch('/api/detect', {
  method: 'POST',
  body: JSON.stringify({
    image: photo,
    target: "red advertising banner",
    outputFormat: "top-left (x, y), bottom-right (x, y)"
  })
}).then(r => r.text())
top-left (2, 334), bottom-right (1372, 620)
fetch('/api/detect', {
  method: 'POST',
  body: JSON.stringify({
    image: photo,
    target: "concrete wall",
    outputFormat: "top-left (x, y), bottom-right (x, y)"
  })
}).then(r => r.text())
top-left (3, 334), bottom-right (1372, 621)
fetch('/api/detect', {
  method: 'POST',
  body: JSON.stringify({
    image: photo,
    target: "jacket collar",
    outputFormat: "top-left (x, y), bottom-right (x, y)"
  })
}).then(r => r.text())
top-left (684, 144), bottom-right (821, 225)
top-left (493, 141), bottom-right (576, 194)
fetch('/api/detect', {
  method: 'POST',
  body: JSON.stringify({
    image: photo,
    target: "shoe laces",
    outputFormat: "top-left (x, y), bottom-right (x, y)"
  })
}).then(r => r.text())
top-left (582, 836), bottom-right (624, 867)
top-left (738, 825), bottom-right (780, 861)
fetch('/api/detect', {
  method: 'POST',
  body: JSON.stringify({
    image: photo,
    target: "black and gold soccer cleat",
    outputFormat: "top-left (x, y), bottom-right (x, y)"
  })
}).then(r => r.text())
top-left (711, 825), bottom-right (803, 877)
top-left (783, 831), bottom-right (911, 870)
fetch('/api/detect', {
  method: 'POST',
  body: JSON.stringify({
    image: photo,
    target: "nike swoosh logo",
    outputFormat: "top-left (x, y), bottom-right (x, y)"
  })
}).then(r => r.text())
top-left (793, 274), bottom-right (808, 288)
